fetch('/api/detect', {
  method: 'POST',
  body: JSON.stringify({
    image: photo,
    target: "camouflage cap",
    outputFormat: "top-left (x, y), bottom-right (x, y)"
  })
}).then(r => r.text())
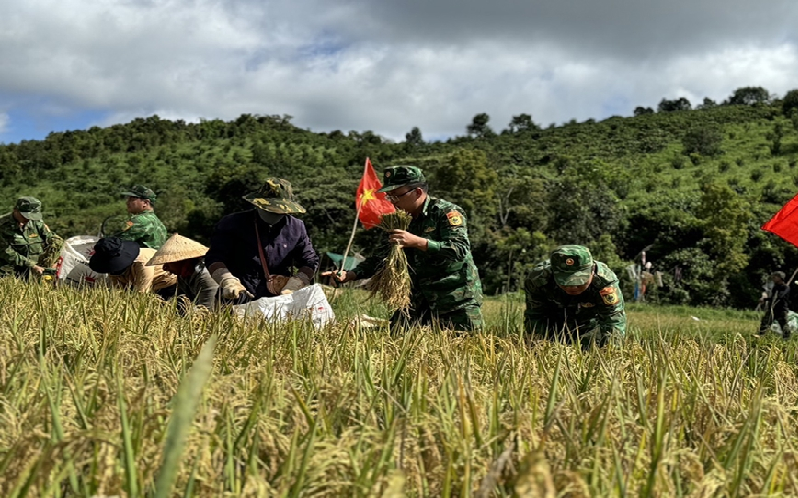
top-left (121, 185), bottom-right (157, 202)
top-left (550, 245), bottom-right (595, 286)
top-left (15, 196), bottom-right (43, 221)
top-left (378, 165), bottom-right (426, 193)
top-left (243, 178), bottom-right (306, 214)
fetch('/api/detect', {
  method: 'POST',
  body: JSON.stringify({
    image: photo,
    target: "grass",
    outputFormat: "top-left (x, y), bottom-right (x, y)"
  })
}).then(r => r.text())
top-left (1, 278), bottom-right (797, 496)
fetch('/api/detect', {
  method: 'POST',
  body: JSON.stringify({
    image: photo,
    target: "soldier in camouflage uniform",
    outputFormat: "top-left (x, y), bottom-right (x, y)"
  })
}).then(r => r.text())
top-left (0, 197), bottom-right (63, 279)
top-left (326, 165), bottom-right (484, 331)
top-left (524, 245), bottom-right (626, 347)
top-left (116, 185), bottom-right (168, 249)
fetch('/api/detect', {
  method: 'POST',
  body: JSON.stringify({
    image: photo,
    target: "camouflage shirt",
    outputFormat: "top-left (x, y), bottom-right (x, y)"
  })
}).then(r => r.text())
top-left (524, 260), bottom-right (626, 341)
top-left (116, 210), bottom-right (167, 249)
top-left (0, 213), bottom-right (61, 274)
top-left (356, 196), bottom-right (483, 315)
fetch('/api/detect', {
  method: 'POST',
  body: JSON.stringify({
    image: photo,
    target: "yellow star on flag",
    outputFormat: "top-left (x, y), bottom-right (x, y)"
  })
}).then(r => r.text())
top-left (359, 188), bottom-right (376, 206)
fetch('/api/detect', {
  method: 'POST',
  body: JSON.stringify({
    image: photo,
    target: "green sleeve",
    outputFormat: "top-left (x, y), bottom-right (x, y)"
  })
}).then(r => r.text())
top-left (523, 279), bottom-right (551, 336)
top-left (115, 216), bottom-right (147, 244)
top-left (594, 282), bottom-right (627, 338)
top-left (0, 234), bottom-right (36, 268)
top-left (425, 209), bottom-right (470, 261)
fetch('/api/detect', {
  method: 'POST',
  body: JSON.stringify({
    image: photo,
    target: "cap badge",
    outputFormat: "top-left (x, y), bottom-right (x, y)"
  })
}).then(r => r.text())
top-left (385, 171), bottom-right (392, 178)
top-left (565, 258), bottom-right (575, 266)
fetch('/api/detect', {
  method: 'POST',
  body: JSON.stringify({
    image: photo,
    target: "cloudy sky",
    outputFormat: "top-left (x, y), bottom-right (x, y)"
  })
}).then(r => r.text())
top-left (1, 0), bottom-right (798, 143)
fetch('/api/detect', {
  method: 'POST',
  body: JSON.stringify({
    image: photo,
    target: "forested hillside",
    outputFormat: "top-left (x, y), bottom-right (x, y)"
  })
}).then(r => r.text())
top-left (3, 86), bottom-right (798, 307)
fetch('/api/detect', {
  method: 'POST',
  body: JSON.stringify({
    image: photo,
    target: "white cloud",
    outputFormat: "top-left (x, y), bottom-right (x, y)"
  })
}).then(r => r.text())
top-left (1, 0), bottom-right (798, 141)
top-left (0, 113), bottom-right (8, 135)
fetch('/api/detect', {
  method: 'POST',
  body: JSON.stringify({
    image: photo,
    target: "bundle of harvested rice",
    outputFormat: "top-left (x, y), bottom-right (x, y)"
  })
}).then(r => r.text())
top-left (368, 210), bottom-right (413, 313)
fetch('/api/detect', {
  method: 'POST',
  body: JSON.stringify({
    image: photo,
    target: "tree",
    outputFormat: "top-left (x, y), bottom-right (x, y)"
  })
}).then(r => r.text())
top-left (466, 113), bottom-right (495, 139)
top-left (682, 125), bottom-right (723, 157)
top-left (696, 97), bottom-right (717, 110)
top-left (726, 86), bottom-right (770, 106)
top-left (657, 97), bottom-right (692, 112)
top-left (696, 182), bottom-right (750, 290)
top-left (634, 106), bottom-right (654, 116)
top-left (506, 113), bottom-right (539, 133)
top-left (782, 89), bottom-right (798, 117)
top-left (405, 127), bottom-right (424, 148)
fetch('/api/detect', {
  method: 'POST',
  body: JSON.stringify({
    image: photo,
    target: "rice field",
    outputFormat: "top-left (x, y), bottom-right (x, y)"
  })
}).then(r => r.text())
top-left (1, 278), bottom-right (796, 497)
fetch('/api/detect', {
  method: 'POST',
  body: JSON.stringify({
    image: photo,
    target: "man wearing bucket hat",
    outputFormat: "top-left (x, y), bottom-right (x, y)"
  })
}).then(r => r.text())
top-left (146, 234), bottom-right (219, 310)
top-left (89, 237), bottom-right (177, 293)
top-left (115, 185), bottom-right (168, 249)
top-left (524, 245), bottom-right (626, 347)
top-left (0, 196), bottom-right (64, 279)
top-left (205, 178), bottom-right (319, 302)
top-left (325, 165), bottom-right (484, 331)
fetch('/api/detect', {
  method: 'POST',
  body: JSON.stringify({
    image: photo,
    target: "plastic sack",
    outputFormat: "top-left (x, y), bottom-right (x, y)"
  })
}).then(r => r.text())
top-left (56, 235), bottom-right (108, 286)
top-left (233, 284), bottom-right (335, 329)
top-left (771, 311), bottom-right (798, 335)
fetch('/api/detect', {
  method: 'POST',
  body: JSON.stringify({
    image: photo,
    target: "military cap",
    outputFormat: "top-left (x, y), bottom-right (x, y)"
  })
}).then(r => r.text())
top-left (243, 178), bottom-right (305, 214)
top-left (773, 271), bottom-right (787, 280)
top-left (15, 196), bottom-right (43, 221)
top-left (121, 185), bottom-right (157, 202)
top-left (550, 245), bottom-right (595, 286)
top-left (378, 165), bottom-right (426, 193)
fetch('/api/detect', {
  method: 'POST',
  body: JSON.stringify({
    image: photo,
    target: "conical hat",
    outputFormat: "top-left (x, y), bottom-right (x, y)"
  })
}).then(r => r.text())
top-left (146, 234), bottom-right (208, 266)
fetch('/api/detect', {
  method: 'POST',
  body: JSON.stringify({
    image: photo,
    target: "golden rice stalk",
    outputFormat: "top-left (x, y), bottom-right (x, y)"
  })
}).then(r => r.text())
top-left (368, 210), bottom-right (413, 314)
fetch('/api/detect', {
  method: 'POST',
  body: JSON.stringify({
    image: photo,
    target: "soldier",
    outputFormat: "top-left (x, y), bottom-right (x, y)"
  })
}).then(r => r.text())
top-left (89, 237), bottom-right (177, 294)
top-left (524, 245), bottom-right (626, 347)
top-left (0, 196), bottom-right (63, 279)
top-left (116, 185), bottom-right (168, 249)
top-left (205, 178), bottom-right (319, 302)
top-left (325, 165), bottom-right (484, 331)
top-left (146, 234), bottom-right (219, 311)
top-left (756, 271), bottom-right (791, 339)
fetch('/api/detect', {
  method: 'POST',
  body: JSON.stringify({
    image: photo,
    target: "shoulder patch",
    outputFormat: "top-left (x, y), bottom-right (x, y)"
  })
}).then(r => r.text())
top-left (600, 286), bottom-right (620, 306)
top-left (446, 211), bottom-right (463, 226)
top-left (123, 221), bottom-right (134, 231)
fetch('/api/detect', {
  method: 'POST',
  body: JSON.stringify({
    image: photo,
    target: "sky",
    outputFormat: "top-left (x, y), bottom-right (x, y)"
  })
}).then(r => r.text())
top-left (1, 0), bottom-right (798, 144)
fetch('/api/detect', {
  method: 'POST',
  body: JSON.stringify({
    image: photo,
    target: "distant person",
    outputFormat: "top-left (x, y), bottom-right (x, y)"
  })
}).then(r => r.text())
top-left (324, 165), bottom-right (484, 331)
top-left (205, 178), bottom-right (319, 302)
top-left (89, 237), bottom-right (176, 294)
top-left (757, 271), bottom-right (791, 339)
top-left (116, 185), bottom-right (168, 249)
top-left (146, 234), bottom-right (219, 311)
top-left (524, 245), bottom-right (626, 347)
top-left (0, 196), bottom-right (63, 279)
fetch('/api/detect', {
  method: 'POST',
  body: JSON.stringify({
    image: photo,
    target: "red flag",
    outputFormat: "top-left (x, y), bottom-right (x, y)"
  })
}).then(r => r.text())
top-left (357, 158), bottom-right (395, 229)
top-left (762, 193), bottom-right (798, 247)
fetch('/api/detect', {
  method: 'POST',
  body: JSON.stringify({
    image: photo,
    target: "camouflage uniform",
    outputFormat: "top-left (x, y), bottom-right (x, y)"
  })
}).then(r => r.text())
top-left (0, 197), bottom-right (63, 278)
top-left (524, 245), bottom-right (626, 346)
top-left (117, 185), bottom-right (168, 249)
top-left (356, 166), bottom-right (484, 331)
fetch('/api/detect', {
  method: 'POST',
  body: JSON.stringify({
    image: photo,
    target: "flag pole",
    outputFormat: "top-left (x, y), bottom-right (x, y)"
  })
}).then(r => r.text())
top-left (338, 158), bottom-right (370, 275)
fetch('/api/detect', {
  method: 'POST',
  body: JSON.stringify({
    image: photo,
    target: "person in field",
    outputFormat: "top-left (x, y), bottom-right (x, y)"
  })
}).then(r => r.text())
top-left (115, 185), bottom-right (168, 249)
top-left (324, 165), bottom-right (484, 332)
top-left (756, 271), bottom-right (791, 339)
top-left (146, 234), bottom-right (218, 311)
top-left (524, 245), bottom-right (626, 347)
top-left (89, 236), bottom-right (176, 294)
top-left (205, 178), bottom-right (319, 303)
top-left (0, 196), bottom-right (63, 279)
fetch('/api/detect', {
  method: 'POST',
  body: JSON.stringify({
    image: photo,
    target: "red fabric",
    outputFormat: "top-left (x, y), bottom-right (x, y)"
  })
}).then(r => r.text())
top-left (762, 193), bottom-right (798, 247)
top-left (357, 158), bottom-right (395, 229)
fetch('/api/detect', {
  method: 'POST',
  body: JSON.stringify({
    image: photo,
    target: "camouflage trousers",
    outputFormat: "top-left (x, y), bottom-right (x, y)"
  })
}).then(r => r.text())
top-left (390, 300), bottom-right (483, 333)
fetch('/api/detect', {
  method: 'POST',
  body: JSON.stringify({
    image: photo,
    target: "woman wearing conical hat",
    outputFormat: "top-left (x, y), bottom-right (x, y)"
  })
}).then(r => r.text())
top-left (146, 234), bottom-right (219, 310)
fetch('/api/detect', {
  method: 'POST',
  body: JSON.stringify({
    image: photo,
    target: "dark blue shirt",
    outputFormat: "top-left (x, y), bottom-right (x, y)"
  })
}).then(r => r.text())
top-left (205, 210), bottom-right (319, 298)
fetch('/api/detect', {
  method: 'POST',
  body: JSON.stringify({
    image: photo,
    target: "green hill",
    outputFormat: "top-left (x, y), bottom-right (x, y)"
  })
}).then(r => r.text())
top-left (3, 91), bottom-right (798, 307)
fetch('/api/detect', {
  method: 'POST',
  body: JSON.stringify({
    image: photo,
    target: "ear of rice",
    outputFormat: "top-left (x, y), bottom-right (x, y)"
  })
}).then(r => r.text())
top-left (368, 211), bottom-right (413, 314)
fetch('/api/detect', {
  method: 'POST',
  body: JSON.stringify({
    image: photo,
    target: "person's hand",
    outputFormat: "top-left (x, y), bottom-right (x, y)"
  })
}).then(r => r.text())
top-left (32, 265), bottom-right (45, 275)
top-left (280, 276), bottom-right (307, 295)
top-left (388, 230), bottom-right (426, 249)
top-left (322, 270), bottom-right (355, 285)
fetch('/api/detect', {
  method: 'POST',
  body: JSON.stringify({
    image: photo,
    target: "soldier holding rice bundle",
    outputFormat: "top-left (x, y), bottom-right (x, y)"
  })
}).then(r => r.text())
top-left (0, 196), bottom-right (63, 279)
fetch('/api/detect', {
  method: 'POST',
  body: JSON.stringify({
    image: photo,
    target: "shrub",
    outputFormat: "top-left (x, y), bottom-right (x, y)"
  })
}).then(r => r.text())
top-left (719, 161), bottom-right (731, 173)
top-left (750, 169), bottom-right (763, 182)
